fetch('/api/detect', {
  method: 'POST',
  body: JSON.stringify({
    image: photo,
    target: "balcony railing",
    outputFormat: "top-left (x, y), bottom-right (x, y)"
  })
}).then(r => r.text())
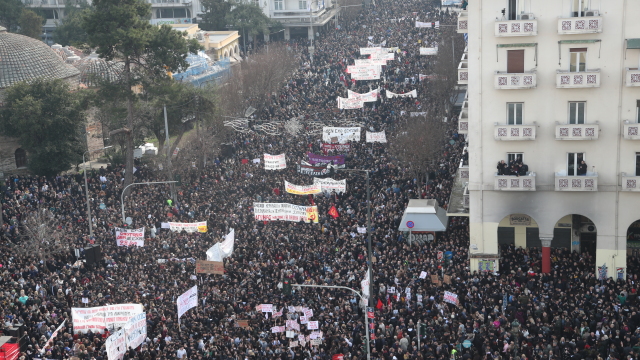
top-left (458, 61), bottom-right (468, 85)
top-left (463, 185), bottom-right (469, 209)
top-left (458, 101), bottom-right (468, 134)
top-left (555, 173), bottom-right (598, 191)
top-left (623, 121), bottom-right (640, 140)
top-left (557, 16), bottom-right (603, 34)
top-left (555, 122), bottom-right (599, 140)
top-left (459, 162), bottom-right (469, 181)
top-left (495, 173), bottom-right (536, 191)
top-left (556, 70), bottom-right (600, 88)
top-left (622, 173), bottom-right (640, 191)
top-left (495, 72), bottom-right (537, 89)
top-left (626, 68), bottom-right (640, 87)
top-left (495, 18), bottom-right (538, 37)
top-left (457, 11), bottom-right (468, 33)
top-left (494, 124), bottom-right (536, 140)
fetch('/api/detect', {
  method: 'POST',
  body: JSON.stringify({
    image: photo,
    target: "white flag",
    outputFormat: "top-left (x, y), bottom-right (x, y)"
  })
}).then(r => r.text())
top-left (206, 228), bottom-right (235, 261)
top-left (361, 269), bottom-right (370, 299)
top-left (177, 285), bottom-right (198, 320)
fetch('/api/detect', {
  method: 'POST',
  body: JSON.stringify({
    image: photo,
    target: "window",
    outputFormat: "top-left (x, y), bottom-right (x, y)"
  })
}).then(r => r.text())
top-left (636, 100), bottom-right (640, 123)
top-left (507, 103), bottom-right (523, 125)
top-left (507, 153), bottom-right (524, 165)
top-left (637, 153), bottom-right (640, 176)
top-left (569, 102), bottom-right (586, 124)
top-left (299, 0), bottom-right (307, 10)
top-left (572, 0), bottom-right (590, 17)
top-left (569, 48), bottom-right (587, 72)
top-left (156, 8), bottom-right (190, 18)
top-left (14, 148), bottom-right (26, 169)
top-left (568, 153), bottom-right (585, 176)
top-left (508, 0), bottom-right (524, 20)
top-left (274, 0), bottom-right (283, 10)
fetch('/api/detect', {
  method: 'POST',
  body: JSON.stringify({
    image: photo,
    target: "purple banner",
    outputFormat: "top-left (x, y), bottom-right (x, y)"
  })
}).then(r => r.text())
top-left (307, 152), bottom-right (345, 165)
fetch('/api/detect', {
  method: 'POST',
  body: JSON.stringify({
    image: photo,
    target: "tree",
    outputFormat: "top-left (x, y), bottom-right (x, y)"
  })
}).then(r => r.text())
top-left (83, 0), bottom-right (202, 192)
top-left (19, 9), bottom-right (44, 39)
top-left (0, 0), bottom-right (23, 32)
top-left (54, 0), bottom-right (92, 46)
top-left (3, 205), bottom-right (73, 267)
top-left (199, 0), bottom-right (231, 31)
top-left (0, 79), bottom-right (88, 176)
top-left (225, 3), bottom-right (275, 51)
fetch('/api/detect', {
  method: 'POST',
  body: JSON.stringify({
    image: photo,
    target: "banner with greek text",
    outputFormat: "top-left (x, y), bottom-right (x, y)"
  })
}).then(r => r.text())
top-left (124, 313), bottom-right (147, 350)
top-left (323, 127), bottom-right (361, 143)
top-left (386, 89), bottom-right (417, 98)
top-left (168, 221), bottom-right (208, 233)
top-left (106, 328), bottom-right (126, 360)
top-left (366, 131), bottom-right (387, 143)
top-left (115, 228), bottom-right (144, 247)
top-left (177, 285), bottom-right (198, 320)
top-left (321, 143), bottom-right (351, 152)
top-left (337, 96), bottom-right (365, 109)
top-left (307, 152), bottom-right (345, 165)
top-left (285, 181), bottom-right (322, 195)
top-left (297, 164), bottom-right (330, 176)
top-left (354, 58), bottom-right (387, 66)
top-left (72, 304), bottom-right (144, 334)
top-left (348, 88), bottom-right (380, 102)
top-left (444, 291), bottom-right (459, 305)
top-left (264, 153), bottom-right (287, 170)
top-left (254, 203), bottom-right (319, 223)
top-left (419, 47), bottom-right (438, 55)
top-left (314, 178), bottom-right (347, 193)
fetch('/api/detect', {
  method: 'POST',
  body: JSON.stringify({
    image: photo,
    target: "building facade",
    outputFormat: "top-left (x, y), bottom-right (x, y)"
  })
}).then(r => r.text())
top-left (461, 0), bottom-right (640, 276)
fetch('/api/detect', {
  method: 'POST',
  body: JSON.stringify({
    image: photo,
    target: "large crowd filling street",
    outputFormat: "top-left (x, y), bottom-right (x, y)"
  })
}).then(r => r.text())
top-left (2, 0), bottom-right (640, 360)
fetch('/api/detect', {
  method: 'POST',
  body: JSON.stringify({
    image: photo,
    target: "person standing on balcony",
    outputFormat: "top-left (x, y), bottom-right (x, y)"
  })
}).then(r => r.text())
top-left (578, 160), bottom-right (588, 176)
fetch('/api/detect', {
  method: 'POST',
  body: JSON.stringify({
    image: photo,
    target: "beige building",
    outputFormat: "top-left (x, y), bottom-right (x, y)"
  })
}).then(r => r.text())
top-left (168, 24), bottom-right (240, 60)
top-left (458, 1), bottom-right (640, 277)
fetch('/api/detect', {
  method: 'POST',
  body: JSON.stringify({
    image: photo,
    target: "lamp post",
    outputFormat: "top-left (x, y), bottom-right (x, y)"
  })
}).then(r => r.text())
top-left (293, 284), bottom-right (371, 360)
top-left (83, 146), bottom-right (113, 239)
top-left (121, 181), bottom-right (177, 223)
top-left (337, 168), bottom-right (373, 307)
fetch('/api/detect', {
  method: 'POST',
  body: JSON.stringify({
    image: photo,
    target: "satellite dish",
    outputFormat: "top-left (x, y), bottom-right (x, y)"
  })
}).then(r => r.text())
top-left (125, 217), bottom-right (133, 225)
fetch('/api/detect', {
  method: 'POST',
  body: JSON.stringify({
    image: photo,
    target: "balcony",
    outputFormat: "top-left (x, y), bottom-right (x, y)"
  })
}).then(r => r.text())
top-left (458, 61), bottom-right (468, 85)
top-left (457, 11), bottom-right (468, 33)
top-left (555, 173), bottom-right (598, 191)
top-left (459, 162), bottom-right (469, 181)
top-left (623, 121), bottom-right (640, 140)
top-left (463, 185), bottom-right (469, 209)
top-left (626, 68), bottom-right (640, 87)
top-left (495, 173), bottom-right (536, 191)
top-left (557, 15), bottom-right (603, 35)
top-left (556, 70), bottom-right (600, 88)
top-left (458, 101), bottom-right (468, 134)
top-left (495, 72), bottom-right (537, 89)
top-left (622, 173), bottom-right (640, 191)
top-left (494, 124), bottom-right (536, 140)
top-left (495, 18), bottom-right (538, 37)
top-left (555, 122), bottom-right (599, 140)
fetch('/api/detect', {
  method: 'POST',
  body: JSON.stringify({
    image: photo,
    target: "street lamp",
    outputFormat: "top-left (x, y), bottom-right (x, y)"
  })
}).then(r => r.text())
top-left (336, 168), bottom-right (373, 307)
top-left (293, 284), bottom-right (371, 360)
top-left (121, 181), bottom-right (178, 223)
top-left (83, 145), bottom-right (113, 239)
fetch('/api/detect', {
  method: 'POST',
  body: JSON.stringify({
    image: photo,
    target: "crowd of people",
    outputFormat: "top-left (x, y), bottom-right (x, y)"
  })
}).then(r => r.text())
top-left (1, 1), bottom-right (639, 360)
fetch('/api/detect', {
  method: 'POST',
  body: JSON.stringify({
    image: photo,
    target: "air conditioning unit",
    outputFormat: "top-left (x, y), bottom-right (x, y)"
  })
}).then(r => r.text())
top-left (585, 10), bottom-right (599, 16)
top-left (581, 224), bottom-right (597, 233)
top-left (519, 14), bottom-right (534, 20)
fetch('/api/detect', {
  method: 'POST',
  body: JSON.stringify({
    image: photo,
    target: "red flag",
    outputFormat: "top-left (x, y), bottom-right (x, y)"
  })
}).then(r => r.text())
top-left (308, 194), bottom-right (315, 205)
top-left (328, 205), bottom-right (339, 219)
top-left (376, 299), bottom-right (383, 310)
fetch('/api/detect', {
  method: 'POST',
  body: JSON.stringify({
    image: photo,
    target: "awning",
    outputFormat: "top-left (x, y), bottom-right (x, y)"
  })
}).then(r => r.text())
top-left (496, 43), bottom-right (538, 66)
top-left (398, 199), bottom-right (449, 232)
top-left (628, 39), bottom-right (640, 49)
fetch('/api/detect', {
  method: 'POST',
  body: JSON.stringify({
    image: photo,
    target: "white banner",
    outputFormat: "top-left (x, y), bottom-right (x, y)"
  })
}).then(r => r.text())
top-left (177, 285), bottom-right (198, 320)
top-left (253, 203), bottom-right (319, 223)
top-left (72, 304), bottom-right (144, 334)
top-left (370, 52), bottom-right (394, 61)
top-left (337, 96), bottom-right (365, 109)
top-left (285, 181), bottom-right (322, 195)
top-left (386, 89), bottom-right (417, 98)
top-left (322, 127), bottom-right (361, 143)
top-left (124, 313), bottom-right (146, 350)
top-left (444, 291), bottom-right (459, 305)
top-left (106, 328), bottom-right (126, 360)
top-left (354, 58), bottom-right (387, 66)
top-left (420, 47), bottom-right (438, 55)
top-left (359, 47), bottom-right (383, 55)
top-left (347, 88), bottom-right (380, 102)
top-left (264, 153), bottom-right (286, 170)
top-left (40, 320), bottom-right (66, 354)
top-left (313, 178), bottom-right (347, 193)
top-left (115, 228), bottom-right (144, 247)
top-left (347, 66), bottom-right (381, 80)
top-left (415, 21), bottom-right (432, 28)
top-left (366, 131), bottom-right (387, 143)
top-left (206, 228), bottom-right (235, 262)
top-left (168, 221), bottom-right (207, 233)
top-left (361, 270), bottom-right (370, 299)
top-left (367, 40), bottom-right (386, 47)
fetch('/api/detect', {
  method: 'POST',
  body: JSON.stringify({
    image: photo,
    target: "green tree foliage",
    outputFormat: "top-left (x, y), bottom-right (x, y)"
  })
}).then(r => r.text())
top-left (0, 0), bottom-right (23, 32)
top-left (82, 0), bottom-right (202, 189)
top-left (199, 0), bottom-right (231, 31)
top-left (53, 0), bottom-right (92, 46)
top-left (225, 3), bottom-right (276, 45)
top-left (19, 9), bottom-right (44, 39)
top-left (0, 79), bottom-right (88, 176)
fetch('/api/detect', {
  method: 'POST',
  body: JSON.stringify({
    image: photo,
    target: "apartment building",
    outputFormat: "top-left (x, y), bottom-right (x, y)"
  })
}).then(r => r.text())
top-left (457, 0), bottom-right (640, 276)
